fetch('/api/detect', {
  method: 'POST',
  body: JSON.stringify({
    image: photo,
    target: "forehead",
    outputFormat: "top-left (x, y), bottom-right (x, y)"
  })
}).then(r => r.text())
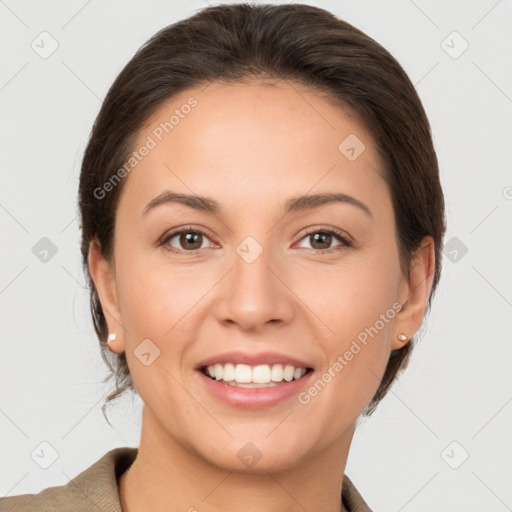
top-left (120, 80), bottom-right (388, 217)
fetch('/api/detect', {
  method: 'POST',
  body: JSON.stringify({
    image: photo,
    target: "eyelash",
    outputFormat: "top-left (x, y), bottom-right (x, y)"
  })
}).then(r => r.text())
top-left (159, 225), bottom-right (353, 256)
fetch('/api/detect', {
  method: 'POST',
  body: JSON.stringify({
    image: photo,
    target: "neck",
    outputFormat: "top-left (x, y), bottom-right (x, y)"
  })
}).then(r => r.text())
top-left (119, 406), bottom-right (354, 512)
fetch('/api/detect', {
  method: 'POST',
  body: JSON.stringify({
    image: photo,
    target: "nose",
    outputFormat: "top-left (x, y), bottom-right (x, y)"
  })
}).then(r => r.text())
top-left (214, 241), bottom-right (295, 332)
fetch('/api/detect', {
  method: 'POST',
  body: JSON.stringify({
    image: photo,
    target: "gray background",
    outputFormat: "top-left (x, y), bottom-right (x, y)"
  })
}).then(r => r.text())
top-left (1, 1), bottom-right (511, 510)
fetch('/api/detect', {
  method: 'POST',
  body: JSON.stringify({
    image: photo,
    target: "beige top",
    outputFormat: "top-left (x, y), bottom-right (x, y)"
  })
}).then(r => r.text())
top-left (0, 447), bottom-right (373, 512)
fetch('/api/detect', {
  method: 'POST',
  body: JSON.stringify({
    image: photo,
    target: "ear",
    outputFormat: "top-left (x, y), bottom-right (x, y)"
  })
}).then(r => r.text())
top-left (88, 239), bottom-right (125, 353)
top-left (392, 236), bottom-right (436, 350)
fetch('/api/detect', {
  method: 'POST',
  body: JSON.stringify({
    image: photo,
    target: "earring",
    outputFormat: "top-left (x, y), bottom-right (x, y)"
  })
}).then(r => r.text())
top-left (107, 333), bottom-right (117, 351)
top-left (397, 333), bottom-right (408, 342)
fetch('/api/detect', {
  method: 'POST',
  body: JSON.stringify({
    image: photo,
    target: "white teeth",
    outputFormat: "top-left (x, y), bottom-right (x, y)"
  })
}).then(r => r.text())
top-left (252, 364), bottom-right (271, 383)
top-left (293, 367), bottom-right (303, 380)
top-left (235, 364), bottom-right (252, 383)
top-left (204, 363), bottom-right (308, 384)
top-left (222, 363), bottom-right (235, 381)
top-left (270, 364), bottom-right (283, 382)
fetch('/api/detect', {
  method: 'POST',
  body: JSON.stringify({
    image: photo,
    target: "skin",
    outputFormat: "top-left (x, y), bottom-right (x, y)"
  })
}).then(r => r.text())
top-left (89, 80), bottom-right (435, 512)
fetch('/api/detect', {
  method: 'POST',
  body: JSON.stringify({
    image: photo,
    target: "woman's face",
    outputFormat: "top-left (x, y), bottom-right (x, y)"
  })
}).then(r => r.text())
top-left (92, 80), bottom-right (432, 471)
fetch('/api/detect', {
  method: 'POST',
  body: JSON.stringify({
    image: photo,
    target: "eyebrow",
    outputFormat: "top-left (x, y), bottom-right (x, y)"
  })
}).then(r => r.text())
top-left (143, 190), bottom-right (372, 218)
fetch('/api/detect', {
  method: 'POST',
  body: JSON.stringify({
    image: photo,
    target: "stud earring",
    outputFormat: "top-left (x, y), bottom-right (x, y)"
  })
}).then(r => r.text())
top-left (107, 333), bottom-right (117, 350)
top-left (397, 333), bottom-right (408, 342)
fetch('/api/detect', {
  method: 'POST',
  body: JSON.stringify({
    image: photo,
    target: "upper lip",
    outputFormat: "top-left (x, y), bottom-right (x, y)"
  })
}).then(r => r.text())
top-left (195, 350), bottom-right (314, 370)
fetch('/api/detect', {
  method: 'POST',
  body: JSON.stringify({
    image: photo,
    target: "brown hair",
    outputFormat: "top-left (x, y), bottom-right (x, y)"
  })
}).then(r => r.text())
top-left (78, 2), bottom-right (446, 422)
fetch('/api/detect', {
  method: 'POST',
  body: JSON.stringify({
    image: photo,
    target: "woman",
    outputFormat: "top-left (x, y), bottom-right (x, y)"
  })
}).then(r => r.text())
top-left (1, 3), bottom-right (445, 511)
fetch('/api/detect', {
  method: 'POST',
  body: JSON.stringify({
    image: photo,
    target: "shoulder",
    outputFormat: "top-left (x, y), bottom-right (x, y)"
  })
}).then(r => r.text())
top-left (342, 474), bottom-right (374, 512)
top-left (0, 447), bottom-right (137, 512)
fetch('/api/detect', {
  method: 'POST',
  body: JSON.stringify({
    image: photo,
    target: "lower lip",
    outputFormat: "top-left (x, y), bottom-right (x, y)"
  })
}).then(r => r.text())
top-left (196, 370), bottom-right (314, 409)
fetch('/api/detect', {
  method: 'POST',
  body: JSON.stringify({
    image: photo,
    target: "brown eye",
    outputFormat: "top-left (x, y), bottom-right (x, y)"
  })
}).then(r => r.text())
top-left (296, 228), bottom-right (352, 252)
top-left (163, 229), bottom-right (211, 252)
top-left (178, 232), bottom-right (203, 250)
top-left (309, 232), bottom-right (333, 250)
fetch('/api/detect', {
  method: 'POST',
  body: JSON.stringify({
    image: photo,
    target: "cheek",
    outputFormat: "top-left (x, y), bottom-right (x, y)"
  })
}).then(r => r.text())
top-left (112, 219), bottom-right (197, 334)
top-left (297, 250), bottom-right (400, 340)
top-left (115, 262), bottom-right (205, 339)
top-left (295, 248), bottom-right (400, 402)
top-left (298, 284), bottom-right (397, 426)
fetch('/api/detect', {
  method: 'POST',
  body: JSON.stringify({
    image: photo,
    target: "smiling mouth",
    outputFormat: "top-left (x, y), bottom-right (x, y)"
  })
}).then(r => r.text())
top-left (199, 366), bottom-right (313, 388)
